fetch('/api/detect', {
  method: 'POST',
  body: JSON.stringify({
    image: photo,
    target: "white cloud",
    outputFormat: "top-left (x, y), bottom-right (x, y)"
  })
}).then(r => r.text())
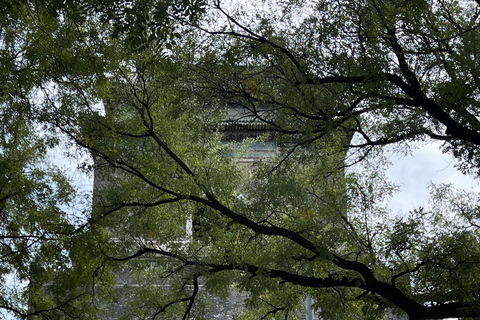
top-left (386, 144), bottom-right (479, 214)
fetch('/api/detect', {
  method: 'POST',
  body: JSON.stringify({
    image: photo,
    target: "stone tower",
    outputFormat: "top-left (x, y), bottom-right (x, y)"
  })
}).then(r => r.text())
top-left (91, 100), bottom-right (326, 319)
top-left (91, 104), bottom-right (275, 319)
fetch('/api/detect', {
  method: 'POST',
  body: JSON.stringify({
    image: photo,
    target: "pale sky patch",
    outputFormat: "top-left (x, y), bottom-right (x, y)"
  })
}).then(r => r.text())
top-left (386, 143), bottom-right (479, 214)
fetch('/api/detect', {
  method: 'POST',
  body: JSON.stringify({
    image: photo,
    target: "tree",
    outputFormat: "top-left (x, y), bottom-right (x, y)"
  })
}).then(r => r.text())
top-left (0, 0), bottom-right (205, 318)
top-left (183, 1), bottom-right (480, 318)
top-left (2, 0), bottom-right (480, 319)
top-left (0, 2), bottom-right (91, 317)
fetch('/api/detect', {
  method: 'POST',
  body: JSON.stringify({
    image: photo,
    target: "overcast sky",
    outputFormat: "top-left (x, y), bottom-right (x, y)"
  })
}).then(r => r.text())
top-left (385, 143), bottom-right (479, 214)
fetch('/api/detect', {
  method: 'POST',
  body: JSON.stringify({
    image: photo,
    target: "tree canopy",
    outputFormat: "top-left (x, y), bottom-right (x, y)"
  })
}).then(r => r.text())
top-left (2, 0), bottom-right (480, 319)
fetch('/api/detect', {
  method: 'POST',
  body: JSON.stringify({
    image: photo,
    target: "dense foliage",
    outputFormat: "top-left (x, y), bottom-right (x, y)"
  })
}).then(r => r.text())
top-left (2, 0), bottom-right (480, 319)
